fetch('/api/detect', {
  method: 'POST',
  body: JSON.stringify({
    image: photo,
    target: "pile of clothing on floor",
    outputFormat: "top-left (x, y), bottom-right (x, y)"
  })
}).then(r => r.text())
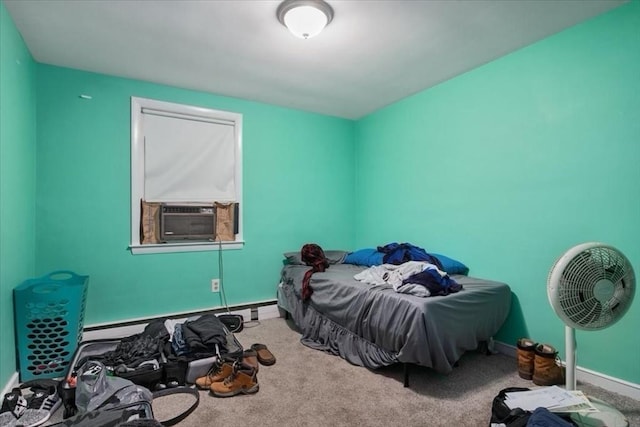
top-left (0, 313), bottom-right (278, 426)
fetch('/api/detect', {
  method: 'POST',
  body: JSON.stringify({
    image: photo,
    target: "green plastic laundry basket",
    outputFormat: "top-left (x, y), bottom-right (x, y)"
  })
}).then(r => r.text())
top-left (14, 271), bottom-right (89, 381)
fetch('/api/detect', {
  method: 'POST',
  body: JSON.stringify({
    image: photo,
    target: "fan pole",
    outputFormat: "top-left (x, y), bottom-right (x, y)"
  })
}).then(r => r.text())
top-left (565, 325), bottom-right (576, 390)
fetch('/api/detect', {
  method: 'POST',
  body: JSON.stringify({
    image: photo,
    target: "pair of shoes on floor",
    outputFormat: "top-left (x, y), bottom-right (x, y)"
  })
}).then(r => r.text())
top-left (517, 338), bottom-right (565, 386)
top-left (208, 360), bottom-right (259, 398)
top-left (0, 384), bottom-right (61, 427)
top-left (195, 349), bottom-right (260, 397)
top-left (250, 343), bottom-right (276, 366)
top-left (0, 388), bottom-right (27, 426)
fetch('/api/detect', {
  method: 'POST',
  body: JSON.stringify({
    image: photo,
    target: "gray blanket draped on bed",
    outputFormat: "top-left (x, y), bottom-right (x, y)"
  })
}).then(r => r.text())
top-left (279, 263), bottom-right (511, 374)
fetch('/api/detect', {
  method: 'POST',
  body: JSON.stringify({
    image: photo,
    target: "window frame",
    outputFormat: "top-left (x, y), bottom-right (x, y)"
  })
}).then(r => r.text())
top-left (129, 97), bottom-right (244, 254)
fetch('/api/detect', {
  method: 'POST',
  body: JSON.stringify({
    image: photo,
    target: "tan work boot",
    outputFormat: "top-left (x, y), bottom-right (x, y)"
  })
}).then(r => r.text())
top-left (516, 338), bottom-right (536, 380)
top-left (533, 343), bottom-right (566, 386)
top-left (195, 360), bottom-right (234, 389)
top-left (195, 349), bottom-right (260, 389)
top-left (210, 361), bottom-right (259, 397)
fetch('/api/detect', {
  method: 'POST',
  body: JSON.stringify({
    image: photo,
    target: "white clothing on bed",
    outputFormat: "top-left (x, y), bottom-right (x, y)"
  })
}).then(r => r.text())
top-left (354, 261), bottom-right (444, 297)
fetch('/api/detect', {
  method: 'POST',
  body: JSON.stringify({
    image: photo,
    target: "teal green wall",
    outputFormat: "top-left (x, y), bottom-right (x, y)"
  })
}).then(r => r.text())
top-left (355, 2), bottom-right (640, 383)
top-left (0, 3), bottom-right (37, 385)
top-left (2, 0), bottom-right (639, 390)
top-left (35, 65), bottom-right (355, 325)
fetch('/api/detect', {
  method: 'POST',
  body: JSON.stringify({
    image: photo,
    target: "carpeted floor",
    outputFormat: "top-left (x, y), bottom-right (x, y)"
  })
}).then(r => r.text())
top-left (147, 317), bottom-right (639, 427)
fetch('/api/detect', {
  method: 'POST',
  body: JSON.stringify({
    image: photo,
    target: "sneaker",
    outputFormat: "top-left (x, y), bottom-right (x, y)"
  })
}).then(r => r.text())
top-left (13, 386), bottom-right (61, 427)
top-left (0, 388), bottom-right (28, 426)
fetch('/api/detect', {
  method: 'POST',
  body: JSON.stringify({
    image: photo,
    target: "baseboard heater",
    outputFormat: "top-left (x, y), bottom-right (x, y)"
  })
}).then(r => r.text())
top-left (83, 300), bottom-right (279, 341)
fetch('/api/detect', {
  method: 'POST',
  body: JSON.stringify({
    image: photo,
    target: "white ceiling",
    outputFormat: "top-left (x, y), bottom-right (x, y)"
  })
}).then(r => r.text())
top-left (4, 0), bottom-right (626, 119)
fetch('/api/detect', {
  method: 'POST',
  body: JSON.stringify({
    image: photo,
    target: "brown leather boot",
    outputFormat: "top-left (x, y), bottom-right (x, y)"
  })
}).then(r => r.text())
top-left (195, 360), bottom-right (233, 389)
top-left (210, 361), bottom-right (259, 397)
top-left (242, 349), bottom-right (260, 372)
top-left (195, 349), bottom-right (260, 389)
top-left (533, 343), bottom-right (566, 386)
top-left (516, 338), bottom-right (536, 380)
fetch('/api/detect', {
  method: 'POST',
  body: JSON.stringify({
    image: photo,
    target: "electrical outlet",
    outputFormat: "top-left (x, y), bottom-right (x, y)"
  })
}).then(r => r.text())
top-left (211, 279), bottom-right (220, 293)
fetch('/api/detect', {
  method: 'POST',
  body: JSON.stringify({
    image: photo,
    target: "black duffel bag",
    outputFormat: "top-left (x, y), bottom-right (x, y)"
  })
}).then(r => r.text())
top-left (489, 387), bottom-right (578, 427)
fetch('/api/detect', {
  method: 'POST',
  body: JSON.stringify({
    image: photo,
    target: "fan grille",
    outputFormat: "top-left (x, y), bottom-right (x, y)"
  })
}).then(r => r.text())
top-left (548, 243), bottom-right (635, 330)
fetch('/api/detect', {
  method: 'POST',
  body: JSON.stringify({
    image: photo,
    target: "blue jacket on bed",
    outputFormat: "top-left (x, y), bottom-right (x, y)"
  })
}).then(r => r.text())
top-left (377, 242), bottom-right (443, 269)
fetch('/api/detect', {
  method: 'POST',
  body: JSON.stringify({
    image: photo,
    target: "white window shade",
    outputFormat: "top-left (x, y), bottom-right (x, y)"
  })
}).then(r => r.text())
top-left (130, 97), bottom-right (243, 254)
top-left (143, 112), bottom-right (236, 203)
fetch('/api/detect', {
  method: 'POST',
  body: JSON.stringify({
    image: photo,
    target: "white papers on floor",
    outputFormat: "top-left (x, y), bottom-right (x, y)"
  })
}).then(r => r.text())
top-left (504, 386), bottom-right (599, 413)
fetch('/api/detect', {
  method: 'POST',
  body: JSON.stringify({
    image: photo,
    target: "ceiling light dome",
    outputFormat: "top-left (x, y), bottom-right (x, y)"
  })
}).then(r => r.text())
top-left (277, 0), bottom-right (334, 39)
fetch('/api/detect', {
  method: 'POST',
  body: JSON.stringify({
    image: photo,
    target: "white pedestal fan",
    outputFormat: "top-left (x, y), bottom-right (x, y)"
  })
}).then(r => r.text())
top-left (547, 242), bottom-right (635, 427)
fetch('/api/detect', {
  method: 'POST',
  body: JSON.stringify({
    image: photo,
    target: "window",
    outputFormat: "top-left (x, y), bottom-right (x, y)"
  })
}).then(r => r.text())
top-left (130, 97), bottom-right (243, 254)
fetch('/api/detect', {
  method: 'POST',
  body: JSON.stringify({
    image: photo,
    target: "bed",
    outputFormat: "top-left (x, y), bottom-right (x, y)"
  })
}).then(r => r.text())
top-left (277, 251), bottom-right (511, 386)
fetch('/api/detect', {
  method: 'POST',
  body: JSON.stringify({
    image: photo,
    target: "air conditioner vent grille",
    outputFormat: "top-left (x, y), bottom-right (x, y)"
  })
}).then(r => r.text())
top-left (162, 206), bottom-right (213, 214)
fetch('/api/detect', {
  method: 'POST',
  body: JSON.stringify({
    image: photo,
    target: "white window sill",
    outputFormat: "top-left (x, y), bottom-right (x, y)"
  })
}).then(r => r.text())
top-left (129, 240), bottom-right (245, 255)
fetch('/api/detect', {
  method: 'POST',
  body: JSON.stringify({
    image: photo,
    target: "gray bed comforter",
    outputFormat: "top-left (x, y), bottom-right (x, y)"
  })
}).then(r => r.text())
top-left (279, 263), bottom-right (511, 374)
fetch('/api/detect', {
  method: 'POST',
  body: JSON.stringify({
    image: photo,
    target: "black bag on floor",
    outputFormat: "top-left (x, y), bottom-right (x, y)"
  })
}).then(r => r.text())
top-left (67, 314), bottom-right (244, 392)
top-left (218, 313), bottom-right (244, 333)
top-left (490, 387), bottom-right (532, 427)
top-left (489, 387), bottom-right (578, 427)
top-left (54, 388), bottom-right (199, 427)
top-left (52, 361), bottom-right (199, 427)
top-left (50, 401), bottom-right (157, 427)
top-left (67, 339), bottom-right (165, 392)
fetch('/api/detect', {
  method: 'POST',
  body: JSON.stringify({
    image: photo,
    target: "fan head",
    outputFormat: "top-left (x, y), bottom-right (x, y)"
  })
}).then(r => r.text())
top-left (547, 242), bottom-right (635, 330)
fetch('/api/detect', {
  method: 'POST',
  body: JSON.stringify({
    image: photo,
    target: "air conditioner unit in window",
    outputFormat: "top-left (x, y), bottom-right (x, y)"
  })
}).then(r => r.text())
top-left (160, 204), bottom-right (216, 241)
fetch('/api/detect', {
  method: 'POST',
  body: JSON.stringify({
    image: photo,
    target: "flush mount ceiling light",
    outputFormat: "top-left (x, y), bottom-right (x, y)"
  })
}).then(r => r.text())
top-left (277, 0), bottom-right (334, 39)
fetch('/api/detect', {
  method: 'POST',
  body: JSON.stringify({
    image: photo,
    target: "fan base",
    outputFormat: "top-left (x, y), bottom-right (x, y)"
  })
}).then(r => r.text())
top-left (569, 396), bottom-right (628, 427)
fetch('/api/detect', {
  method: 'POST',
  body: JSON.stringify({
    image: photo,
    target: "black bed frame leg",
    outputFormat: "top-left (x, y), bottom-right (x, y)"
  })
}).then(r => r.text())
top-left (403, 363), bottom-right (410, 388)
